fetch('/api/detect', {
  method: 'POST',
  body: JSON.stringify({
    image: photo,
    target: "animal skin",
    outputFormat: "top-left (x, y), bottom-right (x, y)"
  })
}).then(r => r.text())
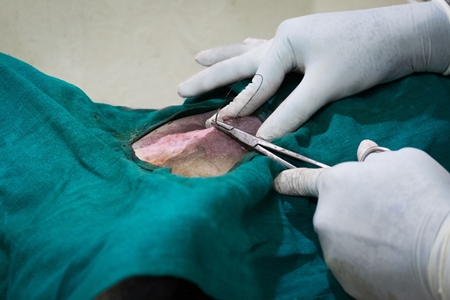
top-left (132, 111), bottom-right (262, 177)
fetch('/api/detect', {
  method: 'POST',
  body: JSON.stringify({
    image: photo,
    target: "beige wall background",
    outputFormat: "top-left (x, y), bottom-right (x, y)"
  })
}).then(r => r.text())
top-left (1, 0), bottom-right (406, 109)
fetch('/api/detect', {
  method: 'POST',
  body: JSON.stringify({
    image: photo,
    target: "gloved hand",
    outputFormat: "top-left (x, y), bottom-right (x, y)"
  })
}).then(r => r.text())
top-left (273, 140), bottom-right (450, 300)
top-left (178, 1), bottom-right (450, 140)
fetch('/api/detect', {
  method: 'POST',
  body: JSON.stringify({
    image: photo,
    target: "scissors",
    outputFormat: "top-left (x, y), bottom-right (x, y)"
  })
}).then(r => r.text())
top-left (211, 119), bottom-right (330, 169)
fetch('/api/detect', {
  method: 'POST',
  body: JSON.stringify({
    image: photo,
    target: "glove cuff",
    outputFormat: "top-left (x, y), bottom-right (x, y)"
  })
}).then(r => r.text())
top-left (433, 0), bottom-right (450, 75)
top-left (428, 212), bottom-right (450, 299)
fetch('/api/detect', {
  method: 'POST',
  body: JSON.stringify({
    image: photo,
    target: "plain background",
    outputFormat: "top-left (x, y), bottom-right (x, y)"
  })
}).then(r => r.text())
top-left (2, 0), bottom-right (408, 109)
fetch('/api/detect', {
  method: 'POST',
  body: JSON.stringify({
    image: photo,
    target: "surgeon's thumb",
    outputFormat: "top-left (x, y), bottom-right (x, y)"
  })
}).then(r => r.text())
top-left (273, 168), bottom-right (325, 197)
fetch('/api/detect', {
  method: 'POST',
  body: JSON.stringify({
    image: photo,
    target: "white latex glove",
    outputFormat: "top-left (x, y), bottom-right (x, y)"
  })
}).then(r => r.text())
top-left (273, 140), bottom-right (450, 300)
top-left (178, 1), bottom-right (450, 140)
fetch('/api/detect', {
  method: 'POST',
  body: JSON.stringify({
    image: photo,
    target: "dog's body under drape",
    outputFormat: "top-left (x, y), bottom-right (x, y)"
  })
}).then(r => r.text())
top-left (1, 53), bottom-right (450, 299)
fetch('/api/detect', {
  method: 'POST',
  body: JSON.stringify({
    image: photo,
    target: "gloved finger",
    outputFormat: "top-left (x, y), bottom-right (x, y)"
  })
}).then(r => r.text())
top-left (178, 42), bottom-right (271, 98)
top-left (273, 167), bottom-right (326, 197)
top-left (205, 38), bottom-right (295, 126)
top-left (204, 74), bottom-right (267, 127)
top-left (242, 38), bottom-right (267, 46)
top-left (356, 139), bottom-right (379, 161)
top-left (195, 38), bottom-right (267, 66)
top-left (256, 68), bottom-right (331, 140)
top-left (178, 53), bottom-right (259, 98)
top-left (357, 139), bottom-right (393, 162)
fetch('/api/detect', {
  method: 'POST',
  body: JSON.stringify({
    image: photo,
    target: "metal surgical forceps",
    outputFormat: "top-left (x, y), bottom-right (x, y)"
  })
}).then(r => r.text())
top-left (211, 119), bottom-right (330, 169)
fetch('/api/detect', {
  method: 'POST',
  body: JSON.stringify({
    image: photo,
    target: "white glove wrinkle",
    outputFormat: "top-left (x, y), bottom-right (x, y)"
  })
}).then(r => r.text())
top-left (273, 168), bottom-right (325, 197)
top-left (428, 213), bottom-right (450, 300)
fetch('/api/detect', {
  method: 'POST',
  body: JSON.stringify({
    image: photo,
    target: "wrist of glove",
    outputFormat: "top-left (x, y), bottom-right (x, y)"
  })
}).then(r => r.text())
top-left (428, 214), bottom-right (450, 299)
top-left (179, 2), bottom-right (450, 140)
top-left (273, 140), bottom-right (450, 299)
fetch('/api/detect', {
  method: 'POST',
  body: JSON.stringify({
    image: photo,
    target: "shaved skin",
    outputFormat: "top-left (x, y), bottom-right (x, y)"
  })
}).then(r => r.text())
top-left (132, 111), bottom-right (262, 177)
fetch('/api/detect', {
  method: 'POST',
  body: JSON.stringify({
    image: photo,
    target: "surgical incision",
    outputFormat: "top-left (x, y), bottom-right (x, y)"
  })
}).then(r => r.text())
top-left (132, 111), bottom-right (262, 177)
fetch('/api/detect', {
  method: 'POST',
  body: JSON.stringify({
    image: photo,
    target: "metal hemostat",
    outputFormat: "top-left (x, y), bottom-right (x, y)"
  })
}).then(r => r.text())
top-left (211, 117), bottom-right (329, 169)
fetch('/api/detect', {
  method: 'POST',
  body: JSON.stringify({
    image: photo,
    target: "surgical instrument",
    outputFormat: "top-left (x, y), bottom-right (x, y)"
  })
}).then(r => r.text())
top-left (211, 119), bottom-right (330, 169)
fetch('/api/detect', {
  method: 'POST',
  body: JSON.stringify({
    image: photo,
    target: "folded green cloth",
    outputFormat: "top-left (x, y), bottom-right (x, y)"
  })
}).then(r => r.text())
top-left (1, 53), bottom-right (449, 300)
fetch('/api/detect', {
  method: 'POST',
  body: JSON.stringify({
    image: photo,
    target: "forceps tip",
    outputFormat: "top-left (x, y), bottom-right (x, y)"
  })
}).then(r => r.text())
top-left (210, 111), bottom-right (234, 131)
